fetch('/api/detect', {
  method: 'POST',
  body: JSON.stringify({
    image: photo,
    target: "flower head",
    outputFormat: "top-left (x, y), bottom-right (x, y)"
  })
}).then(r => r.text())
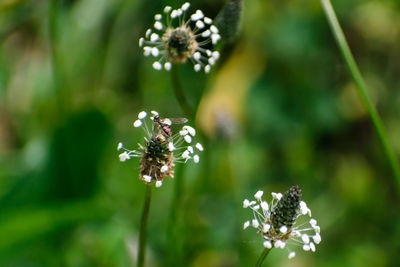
top-left (118, 111), bottom-right (203, 187)
top-left (243, 186), bottom-right (321, 259)
top-left (139, 2), bottom-right (221, 73)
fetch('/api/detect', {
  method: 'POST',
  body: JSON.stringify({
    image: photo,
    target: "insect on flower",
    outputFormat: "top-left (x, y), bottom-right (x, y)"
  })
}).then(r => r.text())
top-left (139, 2), bottom-right (221, 73)
top-left (153, 115), bottom-right (188, 137)
top-left (118, 111), bottom-right (203, 187)
top-left (243, 186), bottom-right (321, 259)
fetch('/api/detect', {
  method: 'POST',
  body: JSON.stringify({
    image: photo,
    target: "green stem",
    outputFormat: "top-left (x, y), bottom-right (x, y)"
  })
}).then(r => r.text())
top-left (171, 64), bottom-right (194, 119)
top-left (137, 185), bottom-right (153, 267)
top-left (255, 247), bottom-right (272, 267)
top-left (166, 164), bottom-right (185, 266)
top-left (321, 0), bottom-right (400, 190)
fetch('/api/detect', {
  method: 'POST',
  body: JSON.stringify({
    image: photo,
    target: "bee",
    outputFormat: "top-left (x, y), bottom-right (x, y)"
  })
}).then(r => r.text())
top-left (153, 115), bottom-right (188, 137)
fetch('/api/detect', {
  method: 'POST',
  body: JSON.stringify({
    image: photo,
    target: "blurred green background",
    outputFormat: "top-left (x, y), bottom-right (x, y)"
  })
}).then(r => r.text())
top-left (1, 0), bottom-right (400, 266)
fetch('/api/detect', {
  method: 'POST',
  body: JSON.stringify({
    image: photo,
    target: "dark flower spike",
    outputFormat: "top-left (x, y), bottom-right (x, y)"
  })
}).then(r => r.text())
top-left (243, 186), bottom-right (321, 259)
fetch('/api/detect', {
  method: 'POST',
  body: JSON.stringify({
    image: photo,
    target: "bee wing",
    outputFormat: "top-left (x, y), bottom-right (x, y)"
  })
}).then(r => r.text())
top-left (168, 117), bottom-right (188, 124)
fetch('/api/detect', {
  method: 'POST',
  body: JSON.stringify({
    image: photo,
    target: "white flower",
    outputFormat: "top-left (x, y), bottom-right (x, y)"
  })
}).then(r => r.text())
top-left (139, 2), bottom-right (221, 73)
top-left (243, 186), bottom-right (321, 259)
top-left (117, 110), bottom-right (203, 187)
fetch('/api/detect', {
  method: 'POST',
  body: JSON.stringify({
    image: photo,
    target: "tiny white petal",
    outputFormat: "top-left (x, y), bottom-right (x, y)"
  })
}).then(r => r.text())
top-left (171, 10), bottom-right (178, 18)
top-left (253, 205), bottom-right (260, 210)
top-left (243, 221), bottom-right (250, 229)
top-left (204, 65), bottom-right (211, 73)
top-left (193, 52), bottom-right (201, 60)
top-left (313, 225), bottom-right (320, 234)
top-left (195, 10), bottom-right (204, 19)
top-left (274, 240), bottom-right (285, 248)
top-left (272, 192), bottom-right (283, 200)
top-left (254, 190), bottom-right (264, 200)
top-left (117, 142), bottom-right (123, 151)
top-left (209, 58), bottom-right (215, 65)
top-left (138, 111), bottom-right (147, 119)
top-left (210, 25), bottom-right (218, 33)
top-left (155, 180), bottom-right (162, 187)
top-left (201, 29), bottom-right (211, 37)
top-left (143, 46), bottom-right (152, 56)
top-left (196, 20), bottom-right (205, 29)
top-left (313, 233), bottom-right (321, 244)
top-left (206, 50), bottom-right (212, 56)
top-left (150, 33), bottom-right (159, 42)
top-left (195, 143), bottom-right (203, 151)
top-left (168, 142), bottom-right (176, 151)
top-left (280, 226), bottom-right (288, 234)
top-left (260, 201), bottom-right (269, 211)
top-left (176, 9), bottom-right (183, 16)
top-left (160, 165), bottom-right (169, 172)
top-left (310, 242), bottom-right (316, 252)
top-left (212, 51), bottom-right (220, 59)
top-left (164, 62), bottom-right (172, 71)
top-left (145, 29), bottom-right (152, 38)
top-left (133, 120), bottom-right (142, 127)
top-left (194, 64), bottom-right (201, 72)
top-left (262, 223), bottom-right (270, 233)
top-left (302, 234), bottom-right (310, 244)
top-left (154, 14), bottom-right (162, 20)
top-left (309, 218), bottom-right (317, 226)
top-left (119, 152), bottom-right (130, 162)
top-left (193, 155), bottom-right (200, 163)
top-left (191, 13), bottom-right (200, 21)
top-left (243, 199), bottom-right (250, 208)
top-left (288, 252), bottom-right (296, 259)
top-left (183, 126), bottom-right (196, 136)
top-left (152, 61), bottom-right (162, 70)
top-left (187, 146), bottom-right (194, 153)
top-left (143, 175), bottom-right (152, 183)
top-left (164, 6), bottom-right (172, 13)
top-left (263, 240), bottom-right (272, 248)
top-left (154, 21), bottom-right (163, 30)
top-left (139, 37), bottom-right (144, 47)
top-left (151, 47), bottom-right (159, 57)
top-left (180, 130), bottom-right (189, 136)
top-left (182, 150), bottom-right (190, 159)
top-left (204, 17), bottom-right (212, 24)
top-left (184, 135), bottom-right (192, 143)
top-left (182, 2), bottom-right (190, 11)
top-left (211, 33), bottom-right (220, 44)
top-left (251, 219), bottom-right (259, 228)
top-left (303, 244), bottom-right (310, 251)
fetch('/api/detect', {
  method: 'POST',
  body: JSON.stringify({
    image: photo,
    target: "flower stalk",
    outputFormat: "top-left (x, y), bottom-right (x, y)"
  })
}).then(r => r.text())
top-left (321, 0), bottom-right (400, 191)
top-left (137, 185), bottom-right (153, 267)
top-left (255, 247), bottom-right (271, 267)
top-left (171, 64), bottom-right (193, 118)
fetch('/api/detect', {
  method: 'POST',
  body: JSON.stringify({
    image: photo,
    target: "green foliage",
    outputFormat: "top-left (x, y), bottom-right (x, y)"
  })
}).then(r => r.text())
top-left (1, 0), bottom-right (400, 266)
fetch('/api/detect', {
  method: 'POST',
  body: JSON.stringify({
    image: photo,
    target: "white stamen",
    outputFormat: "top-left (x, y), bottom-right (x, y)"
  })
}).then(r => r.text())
top-left (193, 52), bottom-right (201, 60)
top-left (143, 46), bottom-right (152, 56)
top-left (193, 155), bottom-right (199, 163)
top-left (155, 180), bottom-right (162, 187)
top-left (154, 14), bottom-right (162, 20)
top-left (164, 6), bottom-right (172, 13)
top-left (201, 30), bottom-right (211, 37)
top-left (182, 2), bottom-right (190, 11)
top-left (243, 199), bottom-right (250, 208)
top-left (134, 120), bottom-right (142, 127)
top-left (160, 165), bottom-right (169, 172)
top-left (152, 62), bottom-right (162, 70)
top-left (143, 175), bottom-right (152, 183)
top-left (288, 252), bottom-right (296, 259)
top-left (145, 29), bottom-right (152, 37)
top-left (164, 62), bottom-right (172, 71)
top-left (204, 65), bottom-right (211, 73)
top-left (139, 37), bottom-right (144, 47)
top-left (138, 111), bottom-right (147, 119)
top-left (302, 234), bottom-right (310, 244)
top-left (151, 47), bottom-right (159, 57)
top-left (194, 64), bottom-right (201, 72)
top-left (168, 142), bottom-right (176, 151)
top-left (154, 21), bottom-right (163, 30)
top-left (254, 190), bottom-right (264, 200)
top-left (204, 17), bottom-right (212, 24)
top-left (119, 152), bottom-right (130, 162)
top-left (184, 135), bottom-right (192, 143)
top-left (251, 219), bottom-right (259, 228)
top-left (243, 221), bottom-right (250, 229)
top-left (262, 223), bottom-right (270, 233)
top-left (280, 226), bottom-right (288, 234)
top-left (263, 240), bottom-right (272, 249)
top-left (196, 20), bottom-right (205, 29)
top-left (117, 142), bottom-right (123, 151)
top-left (210, 25), bottom-right (218, 33)
top-left (183, 126), bottom-right (196, 136)
top-left (195, 143), bottom-right (203, 151)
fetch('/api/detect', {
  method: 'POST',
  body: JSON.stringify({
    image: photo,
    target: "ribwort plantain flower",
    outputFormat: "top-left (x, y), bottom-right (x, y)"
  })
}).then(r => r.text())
top-left (139, 2), bottom-right (221, 73)
top-left (243, 186), bottom-right (321, 259)
top-left (118, 111), bottom-right (203, 187)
